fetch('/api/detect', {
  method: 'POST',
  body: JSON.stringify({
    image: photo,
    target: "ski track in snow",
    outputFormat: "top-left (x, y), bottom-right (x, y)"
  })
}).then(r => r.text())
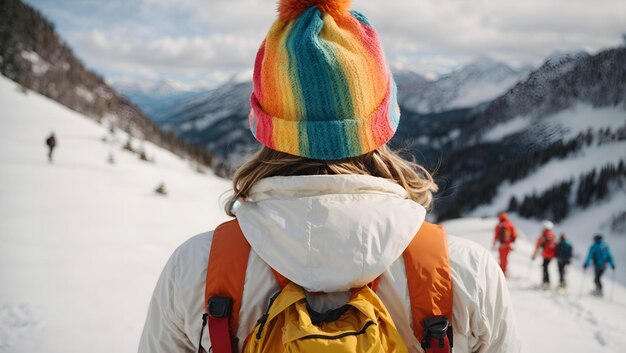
top-left (0, 304), bottom-right (41, 352)
top-left (1, 74), bottom-right (625, 352)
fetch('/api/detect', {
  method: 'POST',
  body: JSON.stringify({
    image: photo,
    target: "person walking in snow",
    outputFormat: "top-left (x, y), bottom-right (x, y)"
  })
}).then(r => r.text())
top-left (493, 212), bottom-right (517, 276)
top-left (139, 1), bottom-right (520, 352)
top-left (555, 233), bottom-right (573, 289)
top-left (532, 220), bottom-right (557, 289)
top-left (583, 234), bottom-right (616, 297)
top-left (45, 132), bottom-right (56, 163)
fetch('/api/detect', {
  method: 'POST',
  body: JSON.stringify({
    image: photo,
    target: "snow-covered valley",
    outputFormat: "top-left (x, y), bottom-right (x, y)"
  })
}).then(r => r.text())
top-left (0, 75), bottom-right (231, 352)
top-left (1, 74), bottom-right (625, 352)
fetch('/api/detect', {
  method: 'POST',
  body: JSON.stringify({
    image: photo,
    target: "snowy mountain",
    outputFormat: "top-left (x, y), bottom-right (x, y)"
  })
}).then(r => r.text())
top-left (459, 48), bottom-right (624, 145)
top-left (0, 73), bottom-right (231, 352)
top-left (155, 79), bottom-right (257, 175)
top-left (122, 59), bottom-right (526, 174)
top-left (395, 59), bottom-right (528, 114)
top-left (115, 39), bottom-right (625, 242)
top-left (113, 79), bottom-right (210, 123)
top-left (2, 73), bottom-right (625, 353)
top-left (113, 78), bottom-right (204, 97)
top-left (393, 46), bottom-right (626, 224)
top-left (0, 0), bottom-right (214, 171)
top-left (0, 0), bottom-right (154, 141)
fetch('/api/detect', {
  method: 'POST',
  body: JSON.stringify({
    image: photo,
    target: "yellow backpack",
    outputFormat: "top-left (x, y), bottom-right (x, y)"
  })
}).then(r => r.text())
top-left (200, 220), bottom-right (453, 353)
top-left (244, 282), bottom-right (407, 352)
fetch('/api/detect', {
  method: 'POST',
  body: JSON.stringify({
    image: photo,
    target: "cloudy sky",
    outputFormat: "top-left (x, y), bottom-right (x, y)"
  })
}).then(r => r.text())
top-left (26, 0), bottom-right (626, 88)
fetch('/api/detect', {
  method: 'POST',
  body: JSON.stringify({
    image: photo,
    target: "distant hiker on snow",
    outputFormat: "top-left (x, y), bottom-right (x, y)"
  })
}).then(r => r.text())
top-left (584, 234), bottom-right (616, 297)
top-left (532, 220), bottom-right (557, 289)
top-left (45, 132), bottom-right (56, 162)
top-left (493, 212), bottom-right (517, 276)
top-left (555, 233), bottom-right (573, 289)
top-left (138, 1), bottom-right (520, 352)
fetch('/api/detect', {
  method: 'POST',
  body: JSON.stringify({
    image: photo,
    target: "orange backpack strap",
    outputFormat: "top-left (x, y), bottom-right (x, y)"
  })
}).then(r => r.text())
top-left (403, 222), bottom-right (453, 352)
top-left (204, 220), bottom-right (251, 353)
top-left (271, 269), bottom-right (291, 289)
top-left (201, 220), bottom-right (452, 353)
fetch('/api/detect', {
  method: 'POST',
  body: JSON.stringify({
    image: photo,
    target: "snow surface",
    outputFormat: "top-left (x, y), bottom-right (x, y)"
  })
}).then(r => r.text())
top-left (470, 142), bottom-right (626, 217)
top-left (1, 74), bottom-right (625, 352)
top-left (20, 51), bottom-right (49, 76)
top-left (476, 103), bottom-right (626, 282)
top-left (444, 218), bottom-right (626, 353)
top-left (447, 77), bottom-right (519, 109)
top-left (482, 104), bottom-right (626, 143)
top-left (0, 75), bottom-right (231, 352)
top-left (470, 135), bottom-right (626, 284)
top-left (396, 60), bottom-right (527, 114)
top-left (75, 85), bottom-right (95, 103)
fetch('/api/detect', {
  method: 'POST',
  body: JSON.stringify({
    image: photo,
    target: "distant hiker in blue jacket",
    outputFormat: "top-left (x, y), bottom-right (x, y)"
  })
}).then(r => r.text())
top-left (583, 234), bottom-right (615, 297)
top-left (555, 233), bottom-right (573, 289)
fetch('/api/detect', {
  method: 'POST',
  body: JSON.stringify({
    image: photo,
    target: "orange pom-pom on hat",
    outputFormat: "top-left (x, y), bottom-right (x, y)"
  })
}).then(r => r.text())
top-left (277, 0), bottom-right (352, 20)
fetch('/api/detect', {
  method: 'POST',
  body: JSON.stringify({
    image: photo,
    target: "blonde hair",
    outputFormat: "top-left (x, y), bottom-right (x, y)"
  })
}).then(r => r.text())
top-left (225, 145), bottom-right (438, 216)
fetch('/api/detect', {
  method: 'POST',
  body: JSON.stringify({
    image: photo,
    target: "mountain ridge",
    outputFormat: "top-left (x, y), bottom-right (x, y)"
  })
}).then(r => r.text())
top-left (0, 0), bottom-right (215, 168)
top-left (91, 30), bottom-right (626, 225)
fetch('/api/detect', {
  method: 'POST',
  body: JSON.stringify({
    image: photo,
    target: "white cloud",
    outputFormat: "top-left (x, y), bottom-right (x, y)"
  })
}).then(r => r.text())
top-left (68, 29), bottom-right (259, 84)
top-left (392, 55), bottom-right (462, 79)
top-left (356, 0), bottom-right (626, 67)
top-left (39, 0), bottom-right (626, 84)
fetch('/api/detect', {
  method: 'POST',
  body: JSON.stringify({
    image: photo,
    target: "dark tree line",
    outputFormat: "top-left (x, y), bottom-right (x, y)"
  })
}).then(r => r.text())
top-left (511, 180), bottom-right (573, 222)
top-left (576, 160), bottom-right (626, 207)
top-left (508, 159), bottom-right (626, 223)
top-left (436, 129), bottom-right (602, 220)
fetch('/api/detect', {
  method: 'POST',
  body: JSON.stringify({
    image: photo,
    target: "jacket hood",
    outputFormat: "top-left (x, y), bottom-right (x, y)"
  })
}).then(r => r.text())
top-left (234, 174), bottom-right (426, 292)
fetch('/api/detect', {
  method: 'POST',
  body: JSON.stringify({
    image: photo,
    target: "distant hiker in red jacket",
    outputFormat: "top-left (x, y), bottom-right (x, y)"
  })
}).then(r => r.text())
top-left (493, 212), bottom-right (517, 276)
top-left (532, 220), bottom-right (557, 288)
top-left (45, 132), bottom-right (57, 163)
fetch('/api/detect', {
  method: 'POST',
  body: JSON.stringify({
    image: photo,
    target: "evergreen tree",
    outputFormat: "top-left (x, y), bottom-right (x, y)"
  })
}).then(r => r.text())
top-left (507, 196), bottom-right (518, 212)
top-left (155, 182), bottom-right (167, 196)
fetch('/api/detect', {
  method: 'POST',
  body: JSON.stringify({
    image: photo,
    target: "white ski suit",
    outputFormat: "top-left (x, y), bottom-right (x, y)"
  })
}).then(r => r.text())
top-left (139, 174), bottom-right (521, 353)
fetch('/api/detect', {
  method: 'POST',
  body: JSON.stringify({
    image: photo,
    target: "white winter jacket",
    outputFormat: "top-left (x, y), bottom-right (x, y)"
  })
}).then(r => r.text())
top-left (139, 175), bottom-right (521, 353)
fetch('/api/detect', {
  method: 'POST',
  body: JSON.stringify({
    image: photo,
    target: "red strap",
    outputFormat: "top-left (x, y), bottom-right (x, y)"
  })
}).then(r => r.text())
top-left (428, 336), bottom-right (451, 353)
top-left (205, 220), bottom-right (251, 353)
top-left (271, 269), bottom-right (291, 289)
top-left (369, 276), bottom-right (381, 292)
top-left (208, 317), bottom-right (233, 353)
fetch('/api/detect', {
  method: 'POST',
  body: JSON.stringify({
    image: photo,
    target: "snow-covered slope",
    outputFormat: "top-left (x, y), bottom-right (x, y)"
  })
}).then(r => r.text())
top-left (468, 136), bottom-right (626, 284)
top-left (395, 59), bottom-right (528, 114)
top-left (428, 46), bottom-right (626, 221)
top-left (481, 104), bottom-right (626, 143)
top-left (444, 218), bottom-right (626, 353)
top-left (1, 74), bottom-right (625, 353)
top-left (113, 79), bottom-right (212, 123)
top-left (0, 74), bottom-right (231, 353)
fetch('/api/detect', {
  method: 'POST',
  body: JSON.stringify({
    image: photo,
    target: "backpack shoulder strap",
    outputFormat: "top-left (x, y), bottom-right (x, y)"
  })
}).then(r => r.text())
top-left (204, 219), bottom-right (251, 353)
top-left (204, 219), bottom-right (453, 352)
top-left (403, 221), bottom-right (453, 352)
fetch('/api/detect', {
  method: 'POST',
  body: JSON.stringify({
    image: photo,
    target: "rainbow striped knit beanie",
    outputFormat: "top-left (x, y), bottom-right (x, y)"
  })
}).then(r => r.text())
top-left (249, 0), bottom-right (400, 160)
